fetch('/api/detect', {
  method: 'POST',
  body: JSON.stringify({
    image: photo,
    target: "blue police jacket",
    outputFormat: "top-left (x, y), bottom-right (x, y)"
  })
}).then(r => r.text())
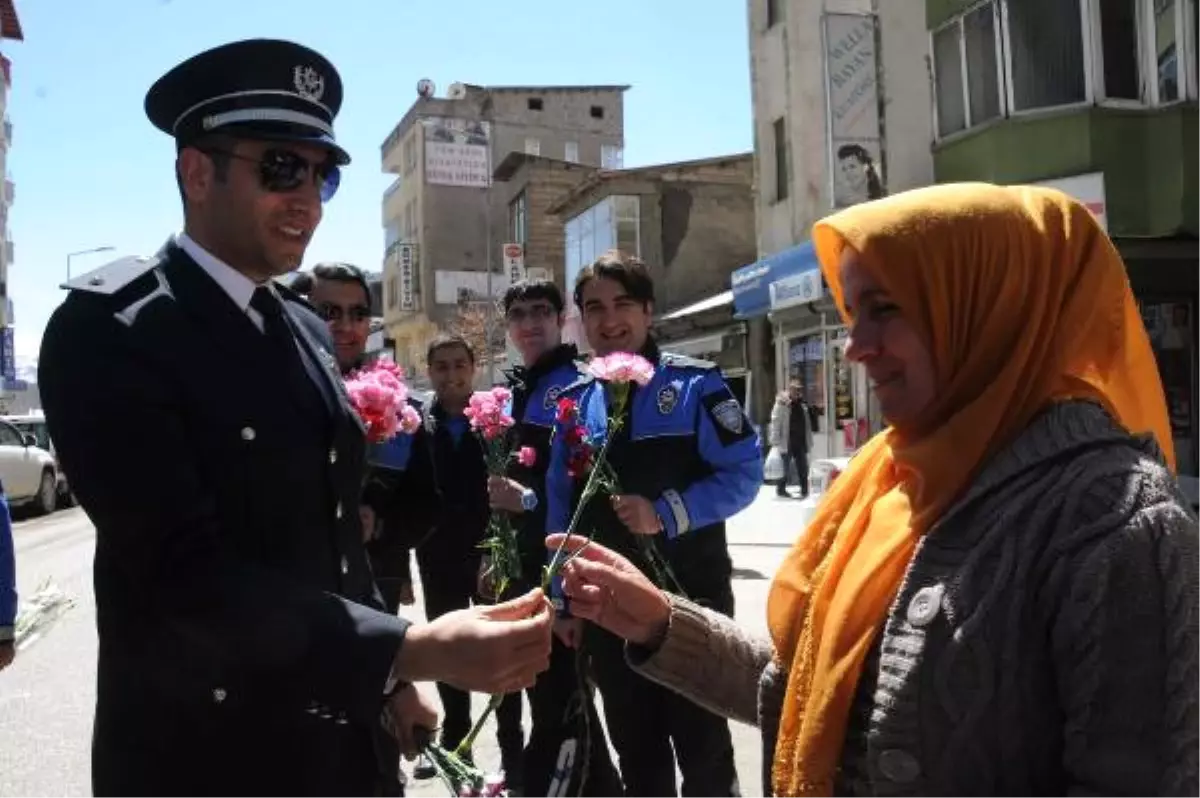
top-left (545, 343), bottom-right (762, 606)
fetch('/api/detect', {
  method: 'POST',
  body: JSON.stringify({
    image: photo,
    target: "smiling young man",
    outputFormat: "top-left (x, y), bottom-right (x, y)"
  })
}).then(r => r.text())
top-left (544, 251), bottom-right (763, 797)
top-left (37, 39), bottom-right (553, 797)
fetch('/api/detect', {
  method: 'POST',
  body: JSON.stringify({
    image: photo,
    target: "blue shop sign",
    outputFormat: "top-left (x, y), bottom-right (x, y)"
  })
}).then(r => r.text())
top-left (730, 241), bottom-right (820, 319)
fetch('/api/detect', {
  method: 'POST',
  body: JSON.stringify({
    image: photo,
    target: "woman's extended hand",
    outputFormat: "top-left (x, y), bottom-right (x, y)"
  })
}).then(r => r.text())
top-left (545, 534), bottom-right (671, 647)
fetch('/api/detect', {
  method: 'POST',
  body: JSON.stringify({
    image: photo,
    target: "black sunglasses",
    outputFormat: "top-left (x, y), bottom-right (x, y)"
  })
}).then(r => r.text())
top-left (203, 147), bottom-right (341, 203)
top-left (505, 303), bottom-right (556, 323)
top-left (317, 302), bottom-right (371, 323)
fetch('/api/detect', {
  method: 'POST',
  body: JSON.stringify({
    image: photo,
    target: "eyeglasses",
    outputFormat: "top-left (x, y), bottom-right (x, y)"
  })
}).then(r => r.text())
top-left (203, 147), bottom-right (341, 203)
top-left (317, 303), bottom-right (371, 323)
top-left (505, 304), bottom-right (556, 323)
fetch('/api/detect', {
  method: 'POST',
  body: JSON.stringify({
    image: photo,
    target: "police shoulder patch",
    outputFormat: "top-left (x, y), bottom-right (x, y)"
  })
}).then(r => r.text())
top-left (702, 389), bottom-right (753, 446)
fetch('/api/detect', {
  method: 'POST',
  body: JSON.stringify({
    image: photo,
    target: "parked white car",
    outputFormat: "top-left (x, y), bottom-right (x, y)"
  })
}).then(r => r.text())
top-left (0, 418), bottom-right (59, 514)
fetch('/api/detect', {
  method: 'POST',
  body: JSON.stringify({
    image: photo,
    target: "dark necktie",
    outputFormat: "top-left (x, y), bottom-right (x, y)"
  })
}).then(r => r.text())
top-left (250, 286), bottom-right (295, 354)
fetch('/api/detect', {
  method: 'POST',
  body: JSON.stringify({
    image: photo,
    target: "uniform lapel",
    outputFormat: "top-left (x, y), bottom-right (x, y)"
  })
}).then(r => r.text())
top-left (285, 305), bottom-right (366, 436)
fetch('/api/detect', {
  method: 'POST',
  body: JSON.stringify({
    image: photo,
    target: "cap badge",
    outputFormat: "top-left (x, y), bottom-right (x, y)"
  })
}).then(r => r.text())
top-left (293, 66), bottom-right (325, 102)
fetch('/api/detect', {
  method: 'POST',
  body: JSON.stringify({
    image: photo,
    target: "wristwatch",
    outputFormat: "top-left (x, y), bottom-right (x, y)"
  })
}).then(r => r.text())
top-left (520, 488), bottom-right (539, 512)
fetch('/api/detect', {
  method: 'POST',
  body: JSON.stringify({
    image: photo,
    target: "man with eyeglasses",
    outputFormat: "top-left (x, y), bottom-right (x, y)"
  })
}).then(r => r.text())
top-left (307, 261), bottom-right (438, 615)
top-left (483, 280), bottom-right (622, 797)
top-left (37, 39), bottom-right (553, 797)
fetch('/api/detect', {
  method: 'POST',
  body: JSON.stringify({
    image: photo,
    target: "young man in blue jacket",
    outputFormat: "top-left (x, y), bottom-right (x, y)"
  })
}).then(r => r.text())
top-left (545, 251), bottom-right (762, 796)
top-left (484, 280), bottom-right (621, 796)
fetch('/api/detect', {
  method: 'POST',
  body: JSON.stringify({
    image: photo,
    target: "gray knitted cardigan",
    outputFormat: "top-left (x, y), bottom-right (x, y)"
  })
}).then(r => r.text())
top-left (629, 401), bottom-right (1199, 796)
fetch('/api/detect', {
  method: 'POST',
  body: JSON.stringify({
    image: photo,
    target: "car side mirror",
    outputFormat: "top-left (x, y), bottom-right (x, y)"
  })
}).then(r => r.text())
top-left (22, 433), bottom-right (36, 447)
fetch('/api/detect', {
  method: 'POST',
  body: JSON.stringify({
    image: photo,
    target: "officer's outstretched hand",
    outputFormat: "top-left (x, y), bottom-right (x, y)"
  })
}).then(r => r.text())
top-left (545, 534), bottom-right (670, 648)
top-left (393, 588), bottom-right (552, 694)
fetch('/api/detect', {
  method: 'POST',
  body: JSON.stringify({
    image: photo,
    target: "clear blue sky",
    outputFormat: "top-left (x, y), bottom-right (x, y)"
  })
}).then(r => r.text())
top-left (4, 0), bottom-right (753, 362)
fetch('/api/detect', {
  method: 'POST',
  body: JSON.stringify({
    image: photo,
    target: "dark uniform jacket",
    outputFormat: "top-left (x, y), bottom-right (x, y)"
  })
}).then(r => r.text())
top-left (418, 403), bottom-right (489, 575)
top-left (38, 243), bottom-right (409, 797)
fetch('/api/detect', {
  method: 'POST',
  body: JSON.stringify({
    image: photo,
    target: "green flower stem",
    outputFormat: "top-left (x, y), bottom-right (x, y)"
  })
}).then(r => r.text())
top-left (453, 691), bottom-right (506, 758)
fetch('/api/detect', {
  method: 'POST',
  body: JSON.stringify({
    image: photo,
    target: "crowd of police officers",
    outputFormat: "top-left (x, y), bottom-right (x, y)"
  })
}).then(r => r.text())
top-left (37, 37), bottom-right (763, 797)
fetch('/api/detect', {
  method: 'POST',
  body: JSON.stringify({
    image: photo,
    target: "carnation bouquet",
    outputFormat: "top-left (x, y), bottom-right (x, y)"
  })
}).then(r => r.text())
top-left (463, 386), bottom-right (522, 600)
top-left (546, 353), bottom-right (683, 593)
top-left (344, 359), bottom-right (421, 446)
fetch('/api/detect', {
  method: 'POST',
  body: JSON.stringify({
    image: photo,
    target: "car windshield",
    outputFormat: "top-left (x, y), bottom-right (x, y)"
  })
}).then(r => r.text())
top-left (10, 420), bottom-right (50, 450)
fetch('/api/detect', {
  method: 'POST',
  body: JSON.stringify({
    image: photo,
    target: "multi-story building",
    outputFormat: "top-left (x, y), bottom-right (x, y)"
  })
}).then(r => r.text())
top-left (736, 0), bottom-right (935, 445)
top-left (0, 0), bottom-right (23, 391)
top-left (547, 154), bottom-right (758, 405)
top-left (927, 0), bottom-right (1199, 477)
top-left (378, 83), bottom-right (627, 376)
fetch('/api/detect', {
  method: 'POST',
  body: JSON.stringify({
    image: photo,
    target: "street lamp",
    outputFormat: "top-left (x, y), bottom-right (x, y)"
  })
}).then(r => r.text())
top-left (66, 246), bottom-right (116, 282)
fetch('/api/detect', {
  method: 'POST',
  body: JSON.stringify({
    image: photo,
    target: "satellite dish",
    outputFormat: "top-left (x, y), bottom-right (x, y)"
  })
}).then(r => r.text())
top-left (416, 78), bottom-right (436, 99)
top-left (446, 82), bottom-right (467, 100)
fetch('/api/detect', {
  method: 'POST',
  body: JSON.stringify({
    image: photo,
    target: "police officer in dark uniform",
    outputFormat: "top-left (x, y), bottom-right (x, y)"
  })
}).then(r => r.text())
top-left (544, 251), bottom-right (762, 797)
top-left (485, 280), bottom-right (621, 797)
top-left (306, 261), bottom-right (439, 614)
top-left (37, 39), bottom-right (552, 797)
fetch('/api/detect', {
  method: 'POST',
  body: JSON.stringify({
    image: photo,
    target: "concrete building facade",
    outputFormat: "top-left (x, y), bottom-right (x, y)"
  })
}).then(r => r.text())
top-left (378, 83), bottom-right (626, 376)
top-left (547, 154), bottom-right (759, 406)
top-left (737, 0), bottom-right (935, 449)
top-left (0, 0), bottom-right (23, 393)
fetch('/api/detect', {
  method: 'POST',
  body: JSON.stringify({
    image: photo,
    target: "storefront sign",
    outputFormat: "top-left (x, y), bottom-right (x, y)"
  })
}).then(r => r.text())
top-left (732, 241), bottom-right (820, 319)
top-left (769, 268), bottom-right (824, 311)
top-left (1031, 172), bottom-right (1108, 232)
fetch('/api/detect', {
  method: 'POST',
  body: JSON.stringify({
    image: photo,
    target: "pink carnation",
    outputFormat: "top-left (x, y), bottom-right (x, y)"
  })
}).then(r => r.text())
top-left (516, 446), bottom-right (537, 467)
top-left (587, 352), bottom-right (655, 386)
top-left (398, 404), bottom-right (422, 435)
top-left (344, 360), bottom-right (414, 443)
top-left (466, 387), bottom-right (515, 441)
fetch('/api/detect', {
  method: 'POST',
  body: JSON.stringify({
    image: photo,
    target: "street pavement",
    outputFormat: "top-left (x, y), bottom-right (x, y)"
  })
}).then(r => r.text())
top-left (0, 487), bottom-right (809, 797)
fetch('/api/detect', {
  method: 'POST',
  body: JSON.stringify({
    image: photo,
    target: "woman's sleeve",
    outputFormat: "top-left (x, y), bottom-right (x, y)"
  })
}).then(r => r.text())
top-left (1053, 499), bottom-right (1198, 796)
top-left (626, 594), bottom-right (775, 727)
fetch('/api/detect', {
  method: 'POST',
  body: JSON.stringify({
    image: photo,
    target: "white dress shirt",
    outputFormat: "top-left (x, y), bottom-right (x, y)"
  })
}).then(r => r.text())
top-left (175, 232), bottom-right (269, 333)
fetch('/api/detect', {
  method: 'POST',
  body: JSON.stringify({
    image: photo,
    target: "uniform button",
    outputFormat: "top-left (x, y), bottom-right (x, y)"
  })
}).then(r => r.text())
top-left (212, 687), bottom-right (227, 704)
top-left (328, 447), bottom-right (338, 464)
top-left (335, 502), bottom-right (343, 519)
top-left (906, 584), bottom-right (944, 628)
top-left (335, 711), bottom-right (348, 725)
top-left (877, 749), bottom-right (920, 783)
top-left (305, 701), bottom-right (321, 714)
top-left (340, 555), bottom-right (349, 575)
top-left (240, 426), bottom-right (256, 441)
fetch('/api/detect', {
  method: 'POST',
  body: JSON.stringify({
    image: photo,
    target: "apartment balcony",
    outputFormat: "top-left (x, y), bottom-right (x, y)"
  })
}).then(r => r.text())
top-left (1, 118), bottom-right (10, 150)
top-left (3, 179), bottom-right (12, 206)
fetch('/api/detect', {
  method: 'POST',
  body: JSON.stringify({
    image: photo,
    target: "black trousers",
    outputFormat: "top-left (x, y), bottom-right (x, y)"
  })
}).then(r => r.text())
top-left (779, 449), bottom-right (809, 496)
top-left (586, 597), bottom-right (740, 797)
top-left (523, 636), bottom-right (622, 797)
top-left (417, 555), bottom-right (524, 772)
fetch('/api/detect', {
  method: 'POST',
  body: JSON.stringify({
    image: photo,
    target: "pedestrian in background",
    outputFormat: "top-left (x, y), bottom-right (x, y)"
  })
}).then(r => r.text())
top-left (0, 480), bottom-right (14, 672)
top-left (768, 381), bottom-right (813, 498)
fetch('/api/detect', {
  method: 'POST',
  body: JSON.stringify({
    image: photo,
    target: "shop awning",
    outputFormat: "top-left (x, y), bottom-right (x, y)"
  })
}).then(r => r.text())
top-left (731, 241), bottom-right (820, 319)
top-left (659, 289), bottom-right (733, 321)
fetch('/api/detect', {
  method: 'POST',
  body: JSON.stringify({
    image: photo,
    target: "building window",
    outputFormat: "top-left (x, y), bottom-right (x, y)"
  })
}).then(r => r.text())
top-left (772, 117), bottom-right (789, 202)
top-left (1100, 0), bottom-right (1143, 99)
top-left (563, 195), bottom-right (641, 290)
top-left (601, 144), bottom-right (624, 169)
top-left (1156, 0), bottom-right (1181, 101)
top-left (509, 191), bottom-right (528, 244)
top-left (527, 97), bottom-right (544, 111)
top-left (525, 137), bottom-right (541, 156)
top-left (767, 0), bottom-right (783, 28)
top-left (564, 141), bottom-right (579, 162)
top-left (1007, 0), bottom-right (1087, 110)
top-left (590, 105), bottom-right (605, 119)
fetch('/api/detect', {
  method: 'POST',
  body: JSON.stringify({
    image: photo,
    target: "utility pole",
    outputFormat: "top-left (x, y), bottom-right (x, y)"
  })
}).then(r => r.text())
top-left (482, 92), bottom-right (497, 386)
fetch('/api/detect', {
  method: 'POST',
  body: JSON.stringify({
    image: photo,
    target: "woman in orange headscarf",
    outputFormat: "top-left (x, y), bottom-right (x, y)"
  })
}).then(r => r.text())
top-left (547, 183), bottom-right (1199, 796)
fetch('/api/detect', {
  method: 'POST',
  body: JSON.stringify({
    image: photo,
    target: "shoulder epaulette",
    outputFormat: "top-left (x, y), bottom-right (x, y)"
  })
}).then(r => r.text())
top-left (61, 252), bottom-right (163, 296)
top-left (659, 352), bottom-right (718, 371)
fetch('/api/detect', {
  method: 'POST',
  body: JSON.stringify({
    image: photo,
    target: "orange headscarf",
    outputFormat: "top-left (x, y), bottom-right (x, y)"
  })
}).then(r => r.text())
top-left (766, 182), bottom-right (1174, 796)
